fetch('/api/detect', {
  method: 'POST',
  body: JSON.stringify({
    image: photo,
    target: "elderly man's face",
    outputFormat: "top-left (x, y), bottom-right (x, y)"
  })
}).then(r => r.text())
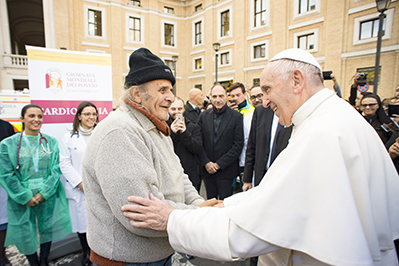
top-left (136, 79), bottom-right (175, 121)
top-left (229, 87), bottom-right (246, 105)
top-left (169, 98), bottom-right (185, 120)
top-left (211, 85), bottom-right (227, 110)
top-left (249, 86), bottom-right (263, 107)
top-left (260, 64), bottom-right (295, 126)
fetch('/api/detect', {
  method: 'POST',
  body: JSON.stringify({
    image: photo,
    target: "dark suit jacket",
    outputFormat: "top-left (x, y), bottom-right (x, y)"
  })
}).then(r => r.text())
top-left (167, 118), bottom-right (203, 188)
top-left (243, 106), bottom-right (292, 186)
top-left (198, 106), bottom-right (243, 180)
top-left (243, 106), bottom-right (274, 186)
top-left (184, 101), bottom-right (200, 124)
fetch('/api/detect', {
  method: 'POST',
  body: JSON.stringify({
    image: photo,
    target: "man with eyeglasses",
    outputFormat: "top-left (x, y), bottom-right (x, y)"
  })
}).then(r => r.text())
top-left (122, 48), bottom-right (399, 266)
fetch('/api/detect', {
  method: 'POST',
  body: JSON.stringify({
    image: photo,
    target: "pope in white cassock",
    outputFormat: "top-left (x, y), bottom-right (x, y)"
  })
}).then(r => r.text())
top-left (121, 49), bottom-right (399, 266)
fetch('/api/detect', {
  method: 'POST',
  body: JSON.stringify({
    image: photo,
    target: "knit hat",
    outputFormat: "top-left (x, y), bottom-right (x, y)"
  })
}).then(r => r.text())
top-left (125, 48), bottom-right (175, 87)
top-left (269, 48), bottom-right (322, 73)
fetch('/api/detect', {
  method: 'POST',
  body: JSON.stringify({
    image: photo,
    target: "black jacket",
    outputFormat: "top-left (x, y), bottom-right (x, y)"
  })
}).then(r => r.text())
top-left (0, 119), bottom-right (14, 142)
top-left (184, 101), bottom-right (200, 124)
top-left (197, 106), bottom-right (243, 180)
top-left (168, 118), bottom-right (203, 188)
top-left (243, 106), bottom-right (292, 186)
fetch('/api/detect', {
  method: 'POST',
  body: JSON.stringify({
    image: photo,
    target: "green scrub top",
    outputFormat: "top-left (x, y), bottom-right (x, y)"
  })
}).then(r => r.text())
top-left (0, 133), bottom-right (71, 255)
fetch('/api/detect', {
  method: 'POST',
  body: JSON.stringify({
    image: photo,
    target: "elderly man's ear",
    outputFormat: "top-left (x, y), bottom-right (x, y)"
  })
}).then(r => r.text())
top-left (130, 86), bottom-right (143, 103)
top-left (292, 69), bottom-right (305, 94)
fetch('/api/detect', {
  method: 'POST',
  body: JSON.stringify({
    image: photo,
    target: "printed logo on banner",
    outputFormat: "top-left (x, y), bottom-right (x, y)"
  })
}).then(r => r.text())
top-left (45, 68), bottom-right (63, 92)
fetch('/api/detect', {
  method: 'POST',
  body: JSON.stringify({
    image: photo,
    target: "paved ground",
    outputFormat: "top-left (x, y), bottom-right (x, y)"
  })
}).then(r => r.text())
top-left (6, 245), bottom-right (250, 266)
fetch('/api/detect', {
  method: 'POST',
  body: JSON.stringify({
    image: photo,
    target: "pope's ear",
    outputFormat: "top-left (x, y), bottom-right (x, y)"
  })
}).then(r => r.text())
top-left (292, 69), bottom-right (305, 94)
top-left (130, 86), bottom-right (142, 103)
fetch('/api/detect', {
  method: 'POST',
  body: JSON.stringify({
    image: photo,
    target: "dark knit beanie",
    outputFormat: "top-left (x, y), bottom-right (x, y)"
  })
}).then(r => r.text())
top-left (125, 48), bottom-right (175, 87)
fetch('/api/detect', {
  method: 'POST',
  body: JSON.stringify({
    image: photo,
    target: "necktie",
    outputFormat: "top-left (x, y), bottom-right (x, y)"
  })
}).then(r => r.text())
top-left (270, 123), bottom-right (284, 165)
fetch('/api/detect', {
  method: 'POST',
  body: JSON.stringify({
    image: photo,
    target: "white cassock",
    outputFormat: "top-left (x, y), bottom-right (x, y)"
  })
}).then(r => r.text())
top-left (167, 89), bottom-right (399, 266)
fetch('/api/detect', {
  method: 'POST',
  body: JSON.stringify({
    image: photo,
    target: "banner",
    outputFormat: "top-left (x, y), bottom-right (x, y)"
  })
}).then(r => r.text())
top-left (26, 46), bottom-right (112, 140)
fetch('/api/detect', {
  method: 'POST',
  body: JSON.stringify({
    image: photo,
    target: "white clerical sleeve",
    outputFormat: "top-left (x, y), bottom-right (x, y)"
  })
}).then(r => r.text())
top-left (168, 207), bottom-right (279, 261)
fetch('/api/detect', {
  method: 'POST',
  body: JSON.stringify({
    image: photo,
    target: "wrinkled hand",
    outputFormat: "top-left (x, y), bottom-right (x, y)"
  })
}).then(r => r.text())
top-left (242, 182), bottom-right (252, 192)
top-left (122, 193), bottom-right (174, 231)
top-left (389, 138), bottom-right (399, 160)
top-left (205, 162), bottom-right (220, 174)
top-left (77, 182), bottom-right (84, 193)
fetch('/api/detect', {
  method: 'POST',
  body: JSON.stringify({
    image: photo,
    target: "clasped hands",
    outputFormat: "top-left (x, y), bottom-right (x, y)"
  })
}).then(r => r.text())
top-left (26, 193), bottom-right (44, 207)
top-left (121, 194), bottom-right (223, 231)
top-left (205, 162), bottom-right (220, 174)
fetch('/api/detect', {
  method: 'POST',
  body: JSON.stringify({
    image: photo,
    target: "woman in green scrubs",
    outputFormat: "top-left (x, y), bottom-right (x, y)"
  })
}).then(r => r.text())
top-left (0, 104), bottom-right (71, 266)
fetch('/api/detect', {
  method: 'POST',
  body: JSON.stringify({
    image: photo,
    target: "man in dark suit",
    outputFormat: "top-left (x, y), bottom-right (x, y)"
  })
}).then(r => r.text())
top-left (167, 97), bottom-right (203, 191)
top-left (198, 84), bottom-right (243, 200)
top-left (243, 106), bottom-right (292, 190)
top-left (184, 88), bottom-right (205, 123)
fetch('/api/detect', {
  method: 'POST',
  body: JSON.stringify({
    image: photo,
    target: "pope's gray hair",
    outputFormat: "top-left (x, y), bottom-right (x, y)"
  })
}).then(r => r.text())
top-left (268, 59), bottom-right (323, 88)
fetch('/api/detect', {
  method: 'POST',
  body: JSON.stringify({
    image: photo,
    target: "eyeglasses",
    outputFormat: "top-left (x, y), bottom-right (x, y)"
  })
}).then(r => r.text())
top-left (250, 93), bottom-right (264, 100)
top-left (361, 103), bottom-right (378, 108)
top-left (82, 112), bottom-right (98, 117)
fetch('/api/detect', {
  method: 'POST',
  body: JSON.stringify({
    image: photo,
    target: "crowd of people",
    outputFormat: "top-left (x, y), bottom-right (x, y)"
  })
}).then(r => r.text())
top-left (0, 47), bottom-right (398, 266)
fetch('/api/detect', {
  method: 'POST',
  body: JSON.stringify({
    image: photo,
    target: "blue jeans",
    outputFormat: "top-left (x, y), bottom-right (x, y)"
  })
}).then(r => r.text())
top-left (93, 255), bottom-right (172, 266)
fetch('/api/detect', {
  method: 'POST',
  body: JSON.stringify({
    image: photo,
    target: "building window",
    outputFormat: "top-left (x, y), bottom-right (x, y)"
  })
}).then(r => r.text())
top-left (221, 10), bottom-right (230, 37)
top-left (253, 78), bottom-right (260, 86)
top-left (353, 9), bottom-right (393, 46)
top-left (165, 59), bottom-right (175, 72)
top-left (195, 84), bottom-right (202, 90)
top-left (195, 4), bottom-right (203, 12)
top-left (164, 6), bottom-right (174, 14)
top-left (294, 28), bottom-right (318, 52)
top-left (297, 33), bottom-right (314, 50)
top-left (254, 44), bottom-right (265, 59)
top-left (128, 0), bottom-right (140, 7)
top-left (356, 66), bottom-right (381, 86)
top-left (88, 9), bottom-right (102, 36)
top-left (195, 21), bottom-right (202, 45)
top-left (164, 23), bottom-right (174, 46)
top-left (359, 16), bottom-right (385, 40)
top-left (254, 0), bottom-right (267, 27)
top-left (220, 52), bottom-right (230, 65)
top-left (195, 58), bottom-right (202, 70)
top-left (128, 17), bottom-right (141, 42)
top-left (299, 0), bottom-right (316, 14)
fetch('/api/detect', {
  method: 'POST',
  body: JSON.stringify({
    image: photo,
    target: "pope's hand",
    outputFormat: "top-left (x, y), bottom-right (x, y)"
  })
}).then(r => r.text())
top-left (122, 193), bottom-right (174, 231)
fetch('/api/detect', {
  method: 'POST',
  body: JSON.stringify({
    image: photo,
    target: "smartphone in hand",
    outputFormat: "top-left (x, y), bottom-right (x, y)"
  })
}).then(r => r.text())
top-left (176, 113), bottom-right (183, 123)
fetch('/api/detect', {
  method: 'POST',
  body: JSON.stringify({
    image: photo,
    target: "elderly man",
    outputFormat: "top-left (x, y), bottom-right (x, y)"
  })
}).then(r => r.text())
top-left (82, 48), bottom-right (206, 266)
top-left (184, 88), bottom-right (205, 123)
top-left (122, 49), bottom-right (399, 266)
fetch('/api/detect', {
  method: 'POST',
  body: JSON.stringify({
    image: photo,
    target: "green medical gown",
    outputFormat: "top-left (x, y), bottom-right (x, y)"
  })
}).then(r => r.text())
top-left (0, 133), bottom-right (71, 255)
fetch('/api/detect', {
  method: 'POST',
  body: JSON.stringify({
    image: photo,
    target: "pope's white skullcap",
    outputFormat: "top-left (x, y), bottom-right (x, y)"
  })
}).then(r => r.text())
top-left (269, 48), bottom-right (322, 73)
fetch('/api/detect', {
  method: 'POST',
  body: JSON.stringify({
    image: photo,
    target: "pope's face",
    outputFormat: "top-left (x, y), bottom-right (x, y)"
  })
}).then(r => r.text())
top-left (139, 79), bottom-right (175, 121)
top-left (260, 64), bottom-right (295, 126)
top-left (211, 86), bottom-right (227, 110)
